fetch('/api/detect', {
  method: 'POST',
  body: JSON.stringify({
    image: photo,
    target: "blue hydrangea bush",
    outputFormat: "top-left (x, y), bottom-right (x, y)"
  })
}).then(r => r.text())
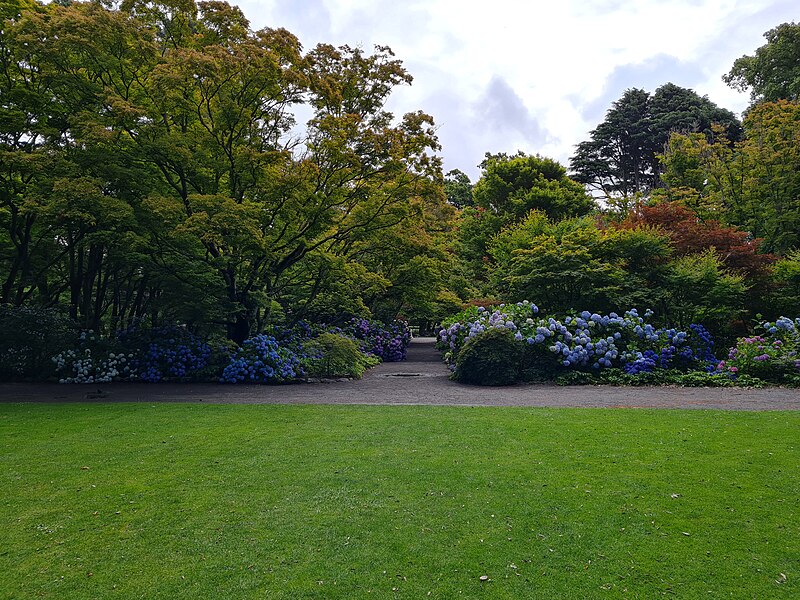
top-left (220, 334), bottom-right (305, 383)
top-left (438, 302), bottom-right (716, 383)
top-left (119, 325), bottom-right (224, 382)
top-left (50, 318), bottom-right (411, 384)
top-left (218, 319), bottom-right (410, 383)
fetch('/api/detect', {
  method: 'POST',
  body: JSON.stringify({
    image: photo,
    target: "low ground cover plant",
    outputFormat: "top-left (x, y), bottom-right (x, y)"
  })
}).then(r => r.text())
top-left (438, 302), bottom-right (800, 386)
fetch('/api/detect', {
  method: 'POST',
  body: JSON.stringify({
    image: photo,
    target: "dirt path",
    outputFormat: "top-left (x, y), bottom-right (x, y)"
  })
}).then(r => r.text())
top-left (1, 337), bottom-right (798, 410)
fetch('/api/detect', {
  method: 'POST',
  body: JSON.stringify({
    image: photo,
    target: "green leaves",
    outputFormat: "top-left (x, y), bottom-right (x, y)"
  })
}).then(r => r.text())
top-left (664, 251), bottom-right (746, 331)
top-left (474, 152), bottom-right (594, 222)
top-left (0, 0), bottom-right (451, 338)
top-left (725, 22), bottom-right (800, 103)
top-left (570, 84), bottom-right (741, 202)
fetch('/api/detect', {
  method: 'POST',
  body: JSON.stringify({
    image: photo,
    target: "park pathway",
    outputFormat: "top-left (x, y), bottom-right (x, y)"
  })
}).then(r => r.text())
top-left (1, 337), bottom-right (799, 410)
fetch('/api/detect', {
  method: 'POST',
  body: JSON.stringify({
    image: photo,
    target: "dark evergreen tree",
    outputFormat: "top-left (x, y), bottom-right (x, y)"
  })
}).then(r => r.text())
top-left (570, 84), bottom-right (741, 202)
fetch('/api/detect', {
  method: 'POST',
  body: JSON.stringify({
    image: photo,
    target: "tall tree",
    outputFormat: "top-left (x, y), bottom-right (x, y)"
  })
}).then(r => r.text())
top-left (658, 102), bottom-right (800, 255)
top-left (1, 0), bottom-right (449, 340)
top-left (570, 88), bottom-right (653, 201)
top-left (570, 84), bottom-right (740, 204)
top-left (724, 22), bottom-right (800, 103)
top-left (473, 152), bottom-right (594, 222)
top-left (454, 152), bottom-right (593, 291)
top-left (443, 169), bottom-right (473, 209)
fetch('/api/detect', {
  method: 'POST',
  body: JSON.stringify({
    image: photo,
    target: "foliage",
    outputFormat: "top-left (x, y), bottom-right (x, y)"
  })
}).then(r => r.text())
top-left (718, 317), bottom-right (800, 383)
top-left (724, 22), bottom-right (800, 103)
top-left (455, 153), bottom-right (593, 288)
top-left (771, 251), bottom-right (800, 316)
top-left (736, 101), bottom-right (800, 254)
top-left (452, 327), bottom-right (523, 385)
top-left (555, 368), bottom-right (740, 387)
top-left (570, 84), bottom-right (741, 203)
top-left (619, 201), bottom-right (775, 278)
top-left (658, 103), bottom-right (800, 255)
top-left (473, 152), bottom-right (595, 222)
top-left (0, 0), bottom-right (451, 342)
top-left (489, 213), bottom-right (671, 315)
top-left (0, 304), bottom-right (74, 380)
top-left (303, 332), bottom-right (368, 379)
top-left (661, 251), bottom-right (746, 334)
top-left (443, 169), bottom-right (473, 209)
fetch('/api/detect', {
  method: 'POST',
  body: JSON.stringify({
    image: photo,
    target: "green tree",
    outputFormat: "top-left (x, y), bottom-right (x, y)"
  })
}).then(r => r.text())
top-left (443, 169), bottom-right (473, 209)
top-left (454, 153), bottom-right (593, 291)
top-left (736, 101), bottom-right (800, 254)
top-left (488, 213), bottom-right (670, 314)
top-left (570, 84), bottom-right (740, 205)
top-left (724, 22), bottom-right (800, 103)
top-left (570, 88), bottom-right (654, 201)
top-left (659, 102), bottom-right (800, 254)
top-left (0, 0), bottom-right (150, 330)
top-left (1, 0), bottom-right (449, 340)
top-left (474, 152), bottom-right (594, 222)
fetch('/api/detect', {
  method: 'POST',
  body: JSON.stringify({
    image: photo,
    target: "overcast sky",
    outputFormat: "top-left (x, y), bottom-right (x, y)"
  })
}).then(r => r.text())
top-left (236, 0), bottom-right (798, 180)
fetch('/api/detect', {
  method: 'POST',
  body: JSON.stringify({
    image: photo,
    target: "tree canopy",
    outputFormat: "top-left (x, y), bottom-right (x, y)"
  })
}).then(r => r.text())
top-left (569, 84), bottom-right (741, 203)
top-left (0, 0), bottom-right (452, 341)
top-left (1, 2), bottom-right (798, 353)
top-left (725, 22), bottom-right (800, 103)
top-left (474, 152), bottom-right (594, 222)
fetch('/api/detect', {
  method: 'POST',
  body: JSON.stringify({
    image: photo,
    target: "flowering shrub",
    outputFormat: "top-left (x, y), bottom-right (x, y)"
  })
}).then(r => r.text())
top-left (52, 331), bottom-right (132, 383)
top-left (718, 317), bottom-right (800, 383)
top-left (344, 318), bottom-right (411, 361)
top-left (220, 334), bottom-right (304, 383)
top-left (119, 325), bottom-right (222, 382)
top-left (49, 318), bottom-right (404, 384)
top-left (439, 302), bottom-right (716, 384)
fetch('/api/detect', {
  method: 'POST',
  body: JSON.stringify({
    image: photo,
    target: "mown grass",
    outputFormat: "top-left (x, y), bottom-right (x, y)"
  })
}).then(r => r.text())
top-left (1, 403), bottom-right (798, 599)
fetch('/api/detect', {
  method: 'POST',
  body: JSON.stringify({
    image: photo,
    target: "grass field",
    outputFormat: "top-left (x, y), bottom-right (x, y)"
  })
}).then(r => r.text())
top-left (1, 403), bottom-right (798, 599)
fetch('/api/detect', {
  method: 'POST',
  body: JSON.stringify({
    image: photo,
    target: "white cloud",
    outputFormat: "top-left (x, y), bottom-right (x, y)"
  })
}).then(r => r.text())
top-left (238, 0), bottom-right (798, 179)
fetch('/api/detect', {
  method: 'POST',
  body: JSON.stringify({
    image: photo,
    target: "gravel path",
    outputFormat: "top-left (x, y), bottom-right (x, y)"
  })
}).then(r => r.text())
top-left (1, 338), bottom-right (798, 410)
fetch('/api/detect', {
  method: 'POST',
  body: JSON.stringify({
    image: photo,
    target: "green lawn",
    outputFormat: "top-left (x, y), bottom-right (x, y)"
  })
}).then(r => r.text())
top-left (1, 403), bottom-right (798, 599)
